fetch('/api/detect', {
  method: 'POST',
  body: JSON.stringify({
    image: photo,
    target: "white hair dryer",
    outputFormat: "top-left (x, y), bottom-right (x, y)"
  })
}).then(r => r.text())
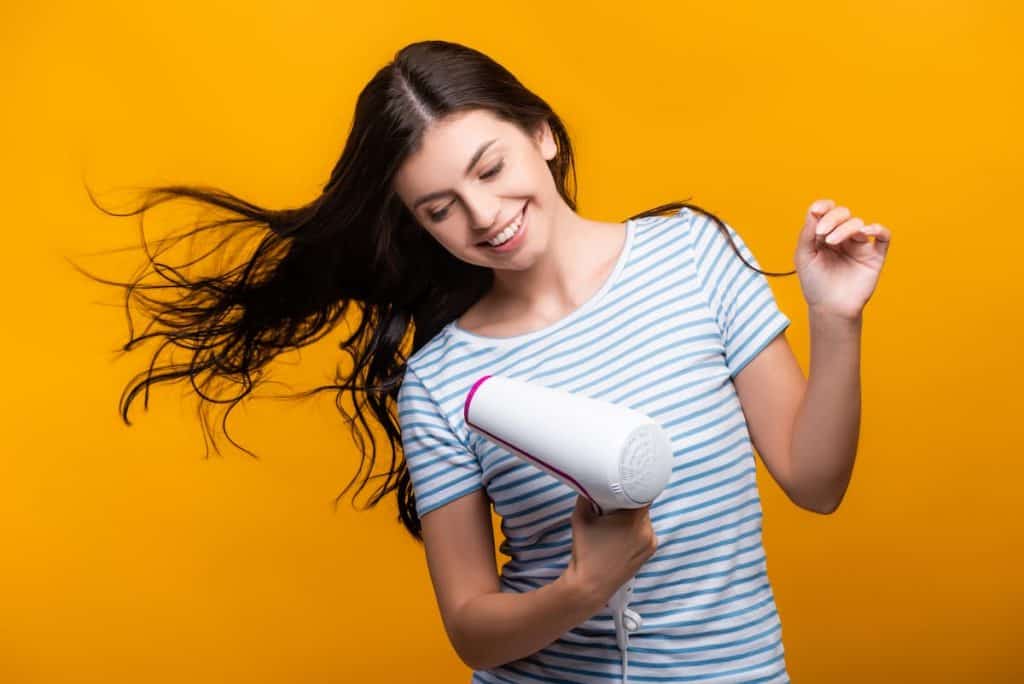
top-left (463, 374), bottom-right (674, 684)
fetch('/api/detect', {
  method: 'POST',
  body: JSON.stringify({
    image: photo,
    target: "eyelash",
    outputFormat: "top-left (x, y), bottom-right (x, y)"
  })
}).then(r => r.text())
top-left (428, 160), bottom-right (505, 222)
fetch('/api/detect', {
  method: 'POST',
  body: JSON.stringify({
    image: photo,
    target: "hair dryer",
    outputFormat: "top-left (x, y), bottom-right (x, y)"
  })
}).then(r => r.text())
top-left (463, 374), bottom-right (674, 684)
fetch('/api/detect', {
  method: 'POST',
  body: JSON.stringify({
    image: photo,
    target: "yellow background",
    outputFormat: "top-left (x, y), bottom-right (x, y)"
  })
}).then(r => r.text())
top-left (3, 1), bottom-right (1022, 681)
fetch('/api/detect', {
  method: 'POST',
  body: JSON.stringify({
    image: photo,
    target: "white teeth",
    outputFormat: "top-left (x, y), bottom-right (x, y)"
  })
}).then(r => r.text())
top-left (488, 222), bottom-right (521, 246)
top-left (486, 209), bottom-right (525, 246)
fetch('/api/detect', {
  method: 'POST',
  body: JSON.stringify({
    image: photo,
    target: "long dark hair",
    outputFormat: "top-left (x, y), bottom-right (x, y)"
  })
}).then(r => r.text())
top-left (73, 39), bottom-right (795, 541)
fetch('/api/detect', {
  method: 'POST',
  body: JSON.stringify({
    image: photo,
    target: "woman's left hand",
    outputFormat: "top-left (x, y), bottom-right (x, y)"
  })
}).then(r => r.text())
top-left (794, 199), bottom-right (892, 320)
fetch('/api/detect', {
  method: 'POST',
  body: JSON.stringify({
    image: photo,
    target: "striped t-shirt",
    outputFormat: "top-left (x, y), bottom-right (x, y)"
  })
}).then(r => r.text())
top-left (397, 207), bottom-right (793, 683)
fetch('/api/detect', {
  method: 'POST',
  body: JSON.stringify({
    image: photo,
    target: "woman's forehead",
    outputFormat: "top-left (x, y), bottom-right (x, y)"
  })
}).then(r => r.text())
top-left (397, 111), bottom-right (517, 190)
top-left (419, 110), bottom-right (513, 154)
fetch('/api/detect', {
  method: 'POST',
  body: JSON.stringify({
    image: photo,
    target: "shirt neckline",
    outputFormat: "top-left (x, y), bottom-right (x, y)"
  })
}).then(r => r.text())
top-left (446, 217), bottom-right (636, 347)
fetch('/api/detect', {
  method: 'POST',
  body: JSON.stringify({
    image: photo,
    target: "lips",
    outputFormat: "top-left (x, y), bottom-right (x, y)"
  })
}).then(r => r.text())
top-left (478, 203), bottom-right (527, 246)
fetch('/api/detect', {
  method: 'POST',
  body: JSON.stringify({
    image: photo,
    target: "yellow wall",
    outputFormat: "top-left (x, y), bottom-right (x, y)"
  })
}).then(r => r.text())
top-left (3, 1), bottom-right (1022, 681)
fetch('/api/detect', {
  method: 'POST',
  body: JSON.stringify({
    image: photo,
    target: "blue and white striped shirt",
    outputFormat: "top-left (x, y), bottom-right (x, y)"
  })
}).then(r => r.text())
top-left (397, 207), bottom-right (792, 683)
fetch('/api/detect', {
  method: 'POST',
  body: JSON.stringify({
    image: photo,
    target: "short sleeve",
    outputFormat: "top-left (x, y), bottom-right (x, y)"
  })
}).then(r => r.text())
top-left (397, 366), bottom-right (484, 518)
top-left (685, 209), bottom-right (792, 379)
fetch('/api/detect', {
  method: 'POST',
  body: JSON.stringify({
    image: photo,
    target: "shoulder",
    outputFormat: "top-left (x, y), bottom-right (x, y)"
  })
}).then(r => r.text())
top-left (625, 206), bottom-right (701, 257)
top-left (633, 206), bottom-right (700, 240)
top-left (405, 324), bottom-right (460, 376)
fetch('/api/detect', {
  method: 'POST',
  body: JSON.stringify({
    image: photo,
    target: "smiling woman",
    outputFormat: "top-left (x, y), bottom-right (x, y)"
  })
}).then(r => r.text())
top-left (393, 111), bottom-right (551, 263)
top-left (75, 39), bottom-right (798, 684)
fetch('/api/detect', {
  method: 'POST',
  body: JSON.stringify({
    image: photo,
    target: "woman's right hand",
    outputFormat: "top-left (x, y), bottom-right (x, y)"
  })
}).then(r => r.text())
top-left (564, 494), bottom-right (659, 605)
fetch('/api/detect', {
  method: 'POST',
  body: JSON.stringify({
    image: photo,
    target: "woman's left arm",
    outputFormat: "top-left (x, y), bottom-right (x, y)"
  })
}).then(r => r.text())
top-left (789, 308), bottom-right (864, 513)
top-left (734, 199), bottom-right (892, 514)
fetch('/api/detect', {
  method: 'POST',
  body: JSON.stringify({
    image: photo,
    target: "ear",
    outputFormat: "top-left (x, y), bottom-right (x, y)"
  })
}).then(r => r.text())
top-left (532, 118), bottom-right (557, 162)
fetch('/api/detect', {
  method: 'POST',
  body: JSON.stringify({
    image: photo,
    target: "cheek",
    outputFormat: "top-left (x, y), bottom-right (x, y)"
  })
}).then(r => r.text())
top-left (505, 170), bottom-right (550, 203)
top-left (520, 156), bottom-right (558, 195)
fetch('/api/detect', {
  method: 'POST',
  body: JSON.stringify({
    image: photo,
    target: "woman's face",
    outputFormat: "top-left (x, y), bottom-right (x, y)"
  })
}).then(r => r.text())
top-left (393, 108), bottom-right (559, 269)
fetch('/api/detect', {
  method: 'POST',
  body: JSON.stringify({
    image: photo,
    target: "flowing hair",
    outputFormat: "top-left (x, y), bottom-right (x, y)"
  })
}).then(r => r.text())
top-left (72, 39), bottom-right (794, 541)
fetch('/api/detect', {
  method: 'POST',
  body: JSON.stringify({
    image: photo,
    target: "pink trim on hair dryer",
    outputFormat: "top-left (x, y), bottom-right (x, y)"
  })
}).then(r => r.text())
top-left (464, 375), bottom-right (604, 515)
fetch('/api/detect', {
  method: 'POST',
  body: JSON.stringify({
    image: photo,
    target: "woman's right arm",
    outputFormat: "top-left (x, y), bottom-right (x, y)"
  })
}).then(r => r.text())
top-left (421, 490), bottom-right (607, 671)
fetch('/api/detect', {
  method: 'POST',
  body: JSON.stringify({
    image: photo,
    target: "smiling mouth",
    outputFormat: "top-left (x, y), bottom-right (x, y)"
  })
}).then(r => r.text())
top-left (478, 203), bottom-right (527, 246)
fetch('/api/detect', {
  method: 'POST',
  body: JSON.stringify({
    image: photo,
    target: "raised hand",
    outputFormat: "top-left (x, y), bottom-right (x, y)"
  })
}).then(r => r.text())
top-left (793, 199), bottom-right (892, 320)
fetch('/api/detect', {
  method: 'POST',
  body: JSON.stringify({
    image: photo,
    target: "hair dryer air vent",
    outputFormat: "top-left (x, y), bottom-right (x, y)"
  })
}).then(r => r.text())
top-left (619, 425), bottom-right (666, 504)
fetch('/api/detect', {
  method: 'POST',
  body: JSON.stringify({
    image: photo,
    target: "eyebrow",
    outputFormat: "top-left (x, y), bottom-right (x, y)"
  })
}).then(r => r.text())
top-left (412, 138), bottom-right (499, 209)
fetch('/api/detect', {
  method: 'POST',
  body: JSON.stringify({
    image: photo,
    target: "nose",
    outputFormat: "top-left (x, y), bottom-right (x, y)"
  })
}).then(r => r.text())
top-left (464, 189), bottom-right (502, 234)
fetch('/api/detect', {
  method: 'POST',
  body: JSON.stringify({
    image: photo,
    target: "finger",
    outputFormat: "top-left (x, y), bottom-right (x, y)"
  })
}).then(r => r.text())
top-left (802, 198), bottom-right (835, 236)
top-left (865, 223), bottom-right (892, 257)
top-left (575, 495), bottom-right (594, 519)
top-left (824, 217), bottom-right (865, 246)
top-left (865, 223), bottom-right (891, 243)
top-left (815, 206), bottom-right (852, 240)
top-left (632, 503), bottom-right (652, 516)
top-left (806, 197), bottom-right (831, 222)
top-left (809, 198), bottom-right (835, 220)
top-left (797, 198), bottom-right (835, 261)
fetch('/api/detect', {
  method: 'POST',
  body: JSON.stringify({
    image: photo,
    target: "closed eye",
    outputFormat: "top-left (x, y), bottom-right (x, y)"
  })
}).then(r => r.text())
top-left (427, 160), bottom-right (505, 222)
top-left (480, 160), bottom-right (504, 180)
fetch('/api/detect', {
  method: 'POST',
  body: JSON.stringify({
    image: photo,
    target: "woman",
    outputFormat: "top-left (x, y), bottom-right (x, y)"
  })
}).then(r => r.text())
top-left (84, 39), bottom-right (890, 683)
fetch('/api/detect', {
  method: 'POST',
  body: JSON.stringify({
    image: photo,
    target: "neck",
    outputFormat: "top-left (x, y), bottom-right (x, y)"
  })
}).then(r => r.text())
top-left (487, 203), bottom-right (626, 317)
